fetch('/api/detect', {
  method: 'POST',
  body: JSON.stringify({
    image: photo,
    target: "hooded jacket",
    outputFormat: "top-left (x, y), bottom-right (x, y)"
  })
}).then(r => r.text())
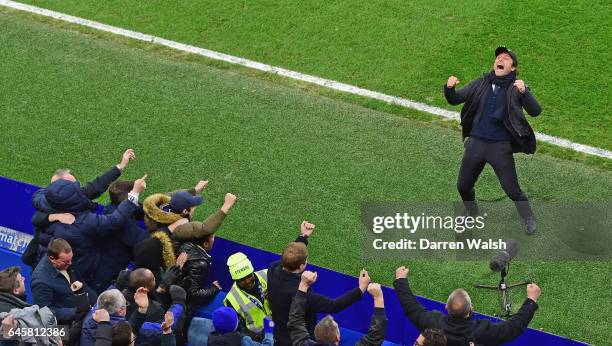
top-left (25, 166), bottom-right (122, 270)
top-left (43, 179), bottom-right (137, 290)
top-left (138, 193), bottom-right (184, 273)
top-left (444, 72), bottom-right (542, 154)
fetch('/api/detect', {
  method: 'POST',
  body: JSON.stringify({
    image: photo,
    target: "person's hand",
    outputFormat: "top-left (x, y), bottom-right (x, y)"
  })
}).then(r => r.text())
top-left (131, 174), bottom-right (147, 194)
top-left (117, 149), bottom-right (136, 171)
top-left (367, 283), bottom-right (383, 300)
top-left (212, 281), bottom-right (222, 290)
top-left (358, 269), bottom-right (371, 293)
top-left (300, 221), bottom-right (315, 237)
top-left (134, 287), bottom-right (149, 313)
top-left (70, 281), bottom-right (83, 292)
top-left (1, 315), bottom-right (17, 338)
top-left (301, 271), bottom-right (317, 286)
top-left (92, 309), bottom-right (110, 323)
top-left (194, 180), bottom-right (209, 194)
top-left (161, 311), bottom-right (174, 334)
top-left (447, 76), bottom-right (460, 88)
top-left (49, 213), bottom-right (75, 225)
top-left (514, 79), bottom-right (526, 93)
top-left (221, 193), bottom-right (236, 214)
top-left (526, 283), bottom-right (541, 302)
top-left (176, 252), bottom-right (188, 268)
top-left (395, 266), bottom-right (409, 280)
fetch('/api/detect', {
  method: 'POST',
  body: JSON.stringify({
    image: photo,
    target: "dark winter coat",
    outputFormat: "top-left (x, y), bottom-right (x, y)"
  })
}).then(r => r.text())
top-left (267, 235), bottom-right (363, 346)
top-left (44, 179), bottom-right (137, 291)
top-left (444, 72), bottom-right (542, 154)
top-left (393, 278), bottom-right (538, 346)
top-left (80, 311), bottom-right (125, 346)
top-left (288, 291), bottom-right (387, 346)
top-left (30, 256), bottom-right (97, 324)
top-left (177, 242), bottom-right (219, 307)
top-left (25, 166), bottom-right (123, 271)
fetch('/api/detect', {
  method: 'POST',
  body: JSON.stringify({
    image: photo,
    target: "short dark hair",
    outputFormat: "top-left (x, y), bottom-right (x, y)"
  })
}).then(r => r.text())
top-left (423, 328), bottom-right (447, 346)
top-left (112, 321), bottom-right (133, 346)
top-left (281, 242), bottom-right (308, 271)
top-left (129, 268), bottom-right (155, 291)
top-left (0, 266), bottom-right (20, 293)
top-left (109, 180), bottom-right (134, 205)
top-left (48, 238), bottom-right (72, 259)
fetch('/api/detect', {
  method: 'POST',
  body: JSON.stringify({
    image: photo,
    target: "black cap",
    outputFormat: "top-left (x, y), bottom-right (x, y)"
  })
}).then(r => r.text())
top-left (495, 46), bottom-right (518, 67)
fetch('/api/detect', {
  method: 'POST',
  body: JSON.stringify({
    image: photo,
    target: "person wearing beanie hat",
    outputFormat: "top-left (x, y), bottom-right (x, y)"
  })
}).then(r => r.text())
top-left (173, 192), bottom-right (237, 325)
top-left (134, 180), bottom-right (208, 283)
top-left (0, 266), bottom-right (30, 313)
top-left (207, 306), bottom-right (274, 346)
top-left (223, 253), bottom-right (271, 341)
top-left (445, 46), bottom-right (542, 235)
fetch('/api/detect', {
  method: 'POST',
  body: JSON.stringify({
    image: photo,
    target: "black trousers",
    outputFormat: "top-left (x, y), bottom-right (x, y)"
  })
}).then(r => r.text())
top-left (457, 137), bottom-right (533, 219)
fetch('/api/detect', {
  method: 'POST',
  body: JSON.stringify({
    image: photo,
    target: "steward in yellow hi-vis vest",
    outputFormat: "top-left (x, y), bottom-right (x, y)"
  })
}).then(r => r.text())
top-left (224, 252), bottom-right (271, 341)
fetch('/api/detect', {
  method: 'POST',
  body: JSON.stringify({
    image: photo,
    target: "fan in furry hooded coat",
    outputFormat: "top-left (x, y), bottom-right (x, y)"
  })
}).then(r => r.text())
top-left (134, 191), bottom-right (193, 283)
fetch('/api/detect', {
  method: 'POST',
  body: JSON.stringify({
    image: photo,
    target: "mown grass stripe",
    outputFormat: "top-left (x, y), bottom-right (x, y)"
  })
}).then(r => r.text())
top-left (1, 0), bottom-right (610, 161)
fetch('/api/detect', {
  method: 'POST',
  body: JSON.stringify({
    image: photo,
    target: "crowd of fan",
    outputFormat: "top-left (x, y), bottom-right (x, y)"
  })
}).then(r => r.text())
top-left (0, 150), bottom-right (541, 346)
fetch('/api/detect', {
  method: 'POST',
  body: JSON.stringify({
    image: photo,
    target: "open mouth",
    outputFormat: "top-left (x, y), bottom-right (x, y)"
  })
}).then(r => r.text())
top-left (496, 64), bottom-right (504, 70)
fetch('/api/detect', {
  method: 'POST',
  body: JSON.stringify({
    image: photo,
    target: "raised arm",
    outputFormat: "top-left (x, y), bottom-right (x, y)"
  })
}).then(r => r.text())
top-left (444, 77), bottom-right (479, 105)
top-left (288, 271), bottom-right (318, 346)
top-left (357, 283), bottom-right (387, 346)
top-left (308, 269), bottom-right (368, 314)
top-left (81, 149), bottom-right (135, 199)
top-left (484, 283), bottom-right (540, 344)
top-left (392, 266), bottom-right (442, 330)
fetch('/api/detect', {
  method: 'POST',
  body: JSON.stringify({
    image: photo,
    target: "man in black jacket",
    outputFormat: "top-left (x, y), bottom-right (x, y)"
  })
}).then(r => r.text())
top-left (393, 265), bottom-right (540, 346)
top-left (444, 47), bottom-right (542, 234)
top-left (288, 271), bottom-right (387, 346)
top-left (267, 221), bottom-right (370, 346)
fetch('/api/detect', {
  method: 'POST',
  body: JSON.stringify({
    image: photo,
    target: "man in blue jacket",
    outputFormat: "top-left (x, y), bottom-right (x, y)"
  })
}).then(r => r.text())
top-left (43, 174), bottom-right (147, 293)
top-left (25, 149), bottom-right (137, 270)
top-left (30, 238), bottom-right (97, 324)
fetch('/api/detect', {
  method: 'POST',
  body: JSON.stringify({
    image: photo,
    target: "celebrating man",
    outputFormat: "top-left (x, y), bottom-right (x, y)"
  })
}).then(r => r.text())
top-left (444, 46), bottom-right (542, 234)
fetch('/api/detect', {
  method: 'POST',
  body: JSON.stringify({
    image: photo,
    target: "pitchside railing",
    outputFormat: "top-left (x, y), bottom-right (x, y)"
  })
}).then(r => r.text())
top-left (0, 176), bottom-right (587, 345)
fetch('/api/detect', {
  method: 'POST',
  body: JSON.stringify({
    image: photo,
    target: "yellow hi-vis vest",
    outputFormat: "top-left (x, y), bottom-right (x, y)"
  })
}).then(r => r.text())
top-left (224, 269), bottom-right (271, 334)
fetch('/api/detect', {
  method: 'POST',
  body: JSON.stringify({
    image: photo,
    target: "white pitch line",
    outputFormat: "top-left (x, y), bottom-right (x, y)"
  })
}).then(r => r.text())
top-left (2, 0), bottom-right (610, 160)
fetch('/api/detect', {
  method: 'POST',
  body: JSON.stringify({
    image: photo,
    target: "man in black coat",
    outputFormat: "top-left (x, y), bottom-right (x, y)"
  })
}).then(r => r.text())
top-left (393, 265), bottom-right (540, 346)
top-left (444, 47), bottom-right (542, 234)
top-left (267, 221), bottom-right (370, 346)
top-left (288, 271), bottom-right (387, 346)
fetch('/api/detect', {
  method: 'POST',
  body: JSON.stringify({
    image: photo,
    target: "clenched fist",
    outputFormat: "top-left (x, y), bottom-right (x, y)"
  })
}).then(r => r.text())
top-left (447, 76), bottom-right (460, 88)
top-left (526, 283), bottom-right (541, 302)
top-left (513, 79), bottom-right (526, 93)
top-left (395, 266), bottom-right (409, 280)
top-left (300, 221), bottom-right (315, 237)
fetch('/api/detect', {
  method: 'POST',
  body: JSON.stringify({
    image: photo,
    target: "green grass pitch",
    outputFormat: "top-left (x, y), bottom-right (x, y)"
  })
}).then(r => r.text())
top-left (1, 4), bottom-right (611, 344)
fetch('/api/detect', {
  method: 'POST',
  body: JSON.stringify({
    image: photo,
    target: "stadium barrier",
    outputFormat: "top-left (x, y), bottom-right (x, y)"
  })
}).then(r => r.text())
top-left (0, 176), bottom-right (587, 345)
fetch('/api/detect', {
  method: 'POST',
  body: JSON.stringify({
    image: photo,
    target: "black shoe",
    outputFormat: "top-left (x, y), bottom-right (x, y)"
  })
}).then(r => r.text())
top-left (524, 217), bottom-right (537, 235)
